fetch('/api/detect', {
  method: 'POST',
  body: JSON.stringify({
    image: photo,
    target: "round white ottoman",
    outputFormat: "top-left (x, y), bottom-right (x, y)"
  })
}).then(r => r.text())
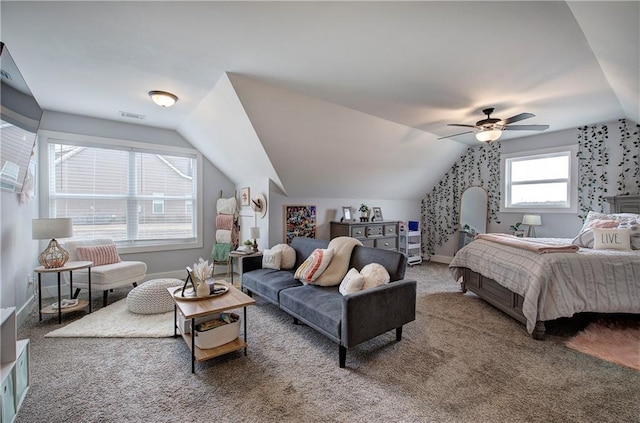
top-left (126, 278), bottom-right (184, 314)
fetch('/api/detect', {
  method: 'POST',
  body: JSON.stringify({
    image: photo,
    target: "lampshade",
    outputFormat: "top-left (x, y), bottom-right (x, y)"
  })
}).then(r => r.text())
top-left (32, 218), bottom-right (73, 268)
top-left (475, 129), bottom-right (503, 143)
top-left (148, 90), bottom-right (178, 107)
top-left (250, 227), bottom-right (261, 239)
top-left (32, 218), bottom-right (73, 240)
top-left (522, 214), bottom-right (542, 226)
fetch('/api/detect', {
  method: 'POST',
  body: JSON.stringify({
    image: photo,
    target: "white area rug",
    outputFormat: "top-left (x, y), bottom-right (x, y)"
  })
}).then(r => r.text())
top-left (45, 298), bottom-right (174, 338)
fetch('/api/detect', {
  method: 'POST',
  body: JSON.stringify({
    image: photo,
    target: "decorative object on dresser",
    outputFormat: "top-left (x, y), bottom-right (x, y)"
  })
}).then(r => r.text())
top-left (358, 204), bottom-right (370, 222)
top-left (341, 206), bottom-right (352, 222)
top-left (32, 218), bottom-right (73, 268)
top-left (521, 214), bottom-right (541, 237)
top-left (284, 205), bottom-right (317, 244)
top-left (372, 207), bottom-right (383, 221)
top-left (330, 220), bottom-right (399, 251)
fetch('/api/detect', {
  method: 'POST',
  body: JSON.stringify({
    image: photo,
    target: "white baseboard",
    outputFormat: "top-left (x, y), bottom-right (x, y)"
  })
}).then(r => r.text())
top-left (17, 295), bottom-right (35, 327)
top-left (430, 255), bottom-right (453, 264)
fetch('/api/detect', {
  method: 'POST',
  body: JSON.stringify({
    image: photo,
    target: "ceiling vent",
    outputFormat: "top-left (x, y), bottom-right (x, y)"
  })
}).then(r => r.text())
top-left (119, 111), bottom-right (146, 120)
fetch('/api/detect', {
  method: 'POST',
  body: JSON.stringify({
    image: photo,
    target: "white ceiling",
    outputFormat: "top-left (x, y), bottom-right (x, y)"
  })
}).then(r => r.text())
top-left (2, 1), bottom-right (638, 200)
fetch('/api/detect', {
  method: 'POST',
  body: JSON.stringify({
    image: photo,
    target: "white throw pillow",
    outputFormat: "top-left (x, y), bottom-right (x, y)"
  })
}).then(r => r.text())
top-left (294, 248), bottom-right (334, 284)
top-left (592, 228), bottom-right (632, 250)
top-left (262, 249), bottom-right (282, 270)
top-left (618, 221), bottom-right (640, 250)
top-left (271, 243), bottom-right (296, 269)
top-left (360, 263), bottom-right (390, 290)
top-left (339, 268), bottom-right (365, 295)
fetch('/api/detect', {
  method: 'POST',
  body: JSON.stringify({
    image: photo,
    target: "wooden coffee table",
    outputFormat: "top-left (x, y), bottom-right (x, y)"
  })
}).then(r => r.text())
top-left (168, 284), bottom-right (256, 373)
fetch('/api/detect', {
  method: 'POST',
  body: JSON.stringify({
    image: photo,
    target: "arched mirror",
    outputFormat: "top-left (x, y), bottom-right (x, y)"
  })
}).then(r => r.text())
top-left (458, 186), bottom-right (488, 250)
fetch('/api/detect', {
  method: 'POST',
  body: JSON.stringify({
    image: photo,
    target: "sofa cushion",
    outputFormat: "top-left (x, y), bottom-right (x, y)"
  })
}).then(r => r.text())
top-left (339, 268), bottom-right (364, 295)
top-left (71, 261), bottom-right (147, 286)
top-left (360, 263), bottom-right (390, 290)
top-left (242, 269), bottom-right (302, 304)
top-left (290, 237), bottom-right (330, 269)
top-left (272, 243), bottom-right (296, 269)
top-left (76, 244), bottom-right (122, 266)
top-left (314, 237), bottom-right (363, 287)
top-left (279, 285), bottom-right (343, 340)
top-left (295, 248), bottom-right (334, 284)
top-left (262, 249), bottom-right (282, 270)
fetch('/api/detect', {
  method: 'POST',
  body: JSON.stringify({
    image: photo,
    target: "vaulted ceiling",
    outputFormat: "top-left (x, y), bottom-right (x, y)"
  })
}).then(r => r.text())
top-left (2, 1), bottom-right (638, 200)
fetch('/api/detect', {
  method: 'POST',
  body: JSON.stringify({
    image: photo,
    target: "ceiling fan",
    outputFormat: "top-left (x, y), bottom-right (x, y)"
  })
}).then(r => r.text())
top-left (439, 108), bottom-right (549, 142)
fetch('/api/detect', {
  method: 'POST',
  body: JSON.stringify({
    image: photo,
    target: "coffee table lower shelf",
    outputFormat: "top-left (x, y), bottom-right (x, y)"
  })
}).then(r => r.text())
top-left (40, 299), bottom-right (89, 315)
top-left (178, 330), bottom-right (247, 362)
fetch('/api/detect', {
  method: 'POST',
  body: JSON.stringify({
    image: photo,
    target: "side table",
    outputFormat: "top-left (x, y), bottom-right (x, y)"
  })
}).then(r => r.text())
top-left (228, 251), bottom-right (262, 289)
top-left (35, 261), bottom-right (93, 324)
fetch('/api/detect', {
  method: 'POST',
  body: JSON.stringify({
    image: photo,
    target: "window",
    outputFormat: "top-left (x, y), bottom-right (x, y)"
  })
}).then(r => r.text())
top-left (501, 146), bottom-right (577, 212)
top-left (43, 131), bottom-right (202, 252)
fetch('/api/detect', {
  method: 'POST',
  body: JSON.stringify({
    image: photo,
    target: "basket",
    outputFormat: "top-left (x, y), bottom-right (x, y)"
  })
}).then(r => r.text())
top-left (193, 313), bottom-right (241, 350)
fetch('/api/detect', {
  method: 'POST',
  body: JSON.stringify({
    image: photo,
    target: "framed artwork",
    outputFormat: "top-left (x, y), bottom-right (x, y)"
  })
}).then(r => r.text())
top-left (240, 187), bottom-right (250, 206)
top-left (372, 207), bottom-right (383, 221)
top-left (341, 206), bottom-right (351, 222)
top-left (284, 205), bottom-right (317, 244)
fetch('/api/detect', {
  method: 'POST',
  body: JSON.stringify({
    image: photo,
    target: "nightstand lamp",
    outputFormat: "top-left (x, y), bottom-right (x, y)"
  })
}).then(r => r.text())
top-left (250, 227), bottom-right (260, 252)
top-left (522, 214), bottom-right (541, 238)
top-left (32, 218), bottom-right (73, 268)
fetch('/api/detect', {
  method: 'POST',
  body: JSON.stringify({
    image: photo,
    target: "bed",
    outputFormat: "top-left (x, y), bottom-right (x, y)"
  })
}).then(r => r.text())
top-left (449, 196), bottom-right (640, 339)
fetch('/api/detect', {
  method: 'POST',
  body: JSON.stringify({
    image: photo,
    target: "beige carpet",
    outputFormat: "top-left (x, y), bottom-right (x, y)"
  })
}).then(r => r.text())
top-left (566, 319), bottom-right (640, 371)
top-left (45, 298), bottom-right (174, 338)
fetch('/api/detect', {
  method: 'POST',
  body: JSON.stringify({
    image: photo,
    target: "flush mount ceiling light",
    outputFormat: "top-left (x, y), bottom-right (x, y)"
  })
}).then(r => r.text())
top-left (148, 90), bottom-right (178, 108)
top-left (475, 128), bottom-right (503, 143)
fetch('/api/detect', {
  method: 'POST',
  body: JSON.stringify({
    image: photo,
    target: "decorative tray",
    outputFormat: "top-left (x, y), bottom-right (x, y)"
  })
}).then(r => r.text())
top-left (172, 281), bottom-right (230, 301)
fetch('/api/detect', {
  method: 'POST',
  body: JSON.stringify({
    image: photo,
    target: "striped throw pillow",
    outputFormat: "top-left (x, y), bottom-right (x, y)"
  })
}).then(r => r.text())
top-left (294, 248), bottom-right (334, 284)
top-left (76, 244), bottom-right (122, 266)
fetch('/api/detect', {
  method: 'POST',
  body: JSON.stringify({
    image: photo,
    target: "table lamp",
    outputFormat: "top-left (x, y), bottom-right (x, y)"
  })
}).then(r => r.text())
top-left (250, 227), bottom-right (260, 252)
top-left (32, 218), bottom-right (73, 268)
top-left (521, 214), bottom-right (541, 238)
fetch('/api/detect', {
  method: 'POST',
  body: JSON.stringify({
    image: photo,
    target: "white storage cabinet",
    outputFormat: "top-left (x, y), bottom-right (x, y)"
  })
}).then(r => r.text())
top-left (1, 308), bottom-right (30, 423)
top-left (399, 221), bottom-right (422, 266)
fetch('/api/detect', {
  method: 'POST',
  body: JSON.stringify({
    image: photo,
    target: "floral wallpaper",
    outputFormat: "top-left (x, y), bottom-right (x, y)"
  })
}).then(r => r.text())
top-left (421, 142), bottom-right (501, 256)
top-left (577, 119), bottom-right (640, 219)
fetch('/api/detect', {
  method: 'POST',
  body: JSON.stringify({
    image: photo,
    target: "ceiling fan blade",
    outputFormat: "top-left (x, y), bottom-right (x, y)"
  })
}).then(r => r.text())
top-left (438, 130), bottom-right (473, 140)
top-left (503, 124), bottom-right (550, 131)
top-left (447, 124), bottom-right (476, 128)
top-left (501, 112), bottom-right (534, 125)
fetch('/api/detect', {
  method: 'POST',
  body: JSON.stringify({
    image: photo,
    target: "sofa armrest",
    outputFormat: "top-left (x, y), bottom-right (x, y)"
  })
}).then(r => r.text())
top-left (241, 255), bottom-right (263, 274)
top-left (341, 279), bottom-right (417, 348)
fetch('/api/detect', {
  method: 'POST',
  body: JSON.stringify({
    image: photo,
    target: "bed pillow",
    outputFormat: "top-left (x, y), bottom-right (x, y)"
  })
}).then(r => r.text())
top-left (76, 244), bottom-right (121, 266)
top-left (360, 263), bottom-right (390, 290)
top-left (572, 219), bottom-right (620, 248)
top-left (339, 268), bottom-right (365, 295)
top-left (271, 243), bottom-right (296, 269)
top-left (581, 210), bottom-right (640, 228)
top-left (262, 249), bottom-right (282, 270)
top-left (294, 248), bottom-right (334, 284)
top-left (592, 228), bottom-right (632, 250)
top-left (617, 221), bottom-right (640, 250)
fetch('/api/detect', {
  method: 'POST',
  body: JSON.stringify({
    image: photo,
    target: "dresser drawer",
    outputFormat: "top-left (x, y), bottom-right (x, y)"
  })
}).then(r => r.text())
top-left (361, 238), bottom-right (375, 248)
top-left (366, 225), bottom-right (384, 237)
top-left (1, 370), bottom-right (16, 423)
top-left (15, 341), bottom-right (29, 409)
top-left (384, 224), bottom-right (397, 236)
top-left (375, 237), bottom-right (397, 250)
top-left (350, 226), bottom-right (366, 238)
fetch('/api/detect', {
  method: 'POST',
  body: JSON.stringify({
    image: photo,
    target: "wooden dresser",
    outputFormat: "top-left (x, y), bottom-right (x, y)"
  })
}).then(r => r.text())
top-left (604, 194), bottom-right (640, 213)
top-left (330, 221), bottom-right (399, 250)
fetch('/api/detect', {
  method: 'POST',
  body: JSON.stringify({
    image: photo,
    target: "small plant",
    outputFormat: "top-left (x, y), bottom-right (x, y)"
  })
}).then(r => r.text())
top-left (359, 204), bottom-right (370, 213)
top-left (509, 222), bottom-right (522, 232)
top-left (243, 239), bottom-right (252, 246)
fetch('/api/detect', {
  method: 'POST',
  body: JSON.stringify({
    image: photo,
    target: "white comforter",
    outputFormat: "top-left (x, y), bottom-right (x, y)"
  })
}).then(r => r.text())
top-left (450, 238), bottom-right (640, 333)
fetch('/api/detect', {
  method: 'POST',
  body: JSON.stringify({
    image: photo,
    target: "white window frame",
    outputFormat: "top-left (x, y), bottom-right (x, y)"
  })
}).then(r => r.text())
top-left (152, 193), bottom-right (165, 215)
top-left (500, 145), bottom-right (578, 214)
top-left (39, 130), bottom-right (203, 254)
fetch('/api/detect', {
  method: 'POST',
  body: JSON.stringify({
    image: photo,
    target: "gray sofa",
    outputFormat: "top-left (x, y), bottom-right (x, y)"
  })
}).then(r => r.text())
top-left (241, 237), bottom-right (417, 368)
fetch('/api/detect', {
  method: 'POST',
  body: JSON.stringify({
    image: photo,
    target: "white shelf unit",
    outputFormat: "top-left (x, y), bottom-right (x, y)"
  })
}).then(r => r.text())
top-left (399, 222), bottom-right (422, 266)
top-left (1, 307), bottom-right (30, 423)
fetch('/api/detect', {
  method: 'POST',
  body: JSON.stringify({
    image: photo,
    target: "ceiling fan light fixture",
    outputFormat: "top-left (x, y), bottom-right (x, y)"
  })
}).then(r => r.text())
top-left (475, 129), bottom-right (502, 143)
top-left (148, 90), bottom-right (178, 107)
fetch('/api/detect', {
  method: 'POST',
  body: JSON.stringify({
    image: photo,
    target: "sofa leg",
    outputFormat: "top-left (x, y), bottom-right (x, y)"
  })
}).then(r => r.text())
top-left (72, 288), bottom-right (81, 299)
top-left (132, 282), bottom-right (138, 288)
top-left (293, 317), bottom-right (300, 325)
top-left (339, 345), bottom-right (346, 368)
top-left (103, 290), bottom-right (109, 307)
top-left (396, 326), bottom-right (403, 342)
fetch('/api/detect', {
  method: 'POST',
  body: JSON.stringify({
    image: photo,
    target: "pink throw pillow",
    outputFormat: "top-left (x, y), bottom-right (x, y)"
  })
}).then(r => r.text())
top-left (76, 244), bottom-right (122, 266)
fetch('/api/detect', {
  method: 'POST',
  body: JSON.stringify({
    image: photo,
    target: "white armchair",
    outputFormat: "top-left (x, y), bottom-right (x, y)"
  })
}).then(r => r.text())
top-left (62, 239), bottom-right (147, 307)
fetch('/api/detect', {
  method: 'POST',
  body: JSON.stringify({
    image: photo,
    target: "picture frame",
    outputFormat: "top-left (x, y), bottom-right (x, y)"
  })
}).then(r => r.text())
top-left (341, 206), bottom-right (351, 222)
top-left (240, 187), bottom-right (250, 206)
top-left (284, 205), bottom-right (317, 244)
top-left (372, 207), bottom-right (383, 221)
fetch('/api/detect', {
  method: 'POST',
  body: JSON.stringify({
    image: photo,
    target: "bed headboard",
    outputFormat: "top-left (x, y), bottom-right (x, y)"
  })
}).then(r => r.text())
top-left (604, 195), bottom-right (640, 214)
